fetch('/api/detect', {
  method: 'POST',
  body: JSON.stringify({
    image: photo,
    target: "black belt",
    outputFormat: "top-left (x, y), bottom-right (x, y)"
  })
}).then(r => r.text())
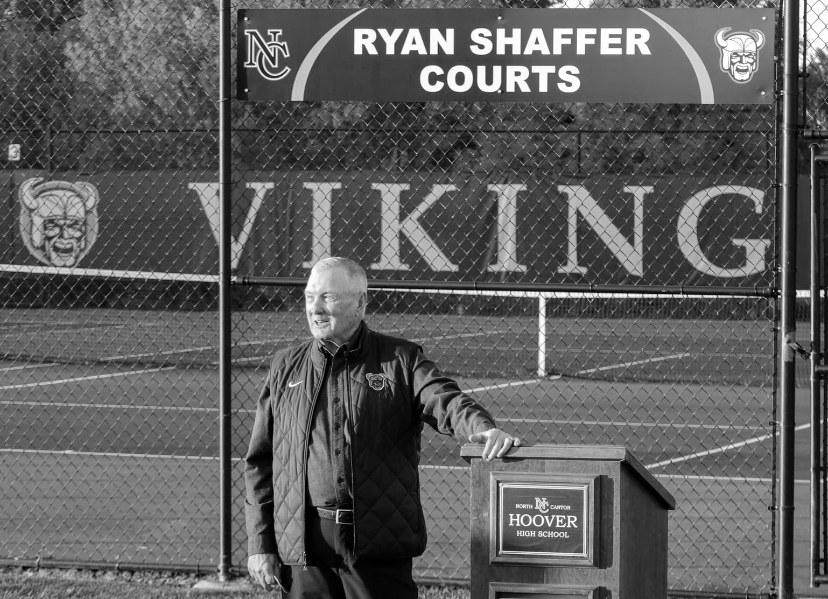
top-left (315, 507), bottom-right (354, 525)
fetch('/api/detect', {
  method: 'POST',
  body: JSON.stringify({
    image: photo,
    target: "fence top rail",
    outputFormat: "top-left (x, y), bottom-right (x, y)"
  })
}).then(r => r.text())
top-left (240, 276), bottom-right (777, 298)
top-left (0, 126), bottom-right (775, 135)
top-left (0, 266), bottom-right (781, 298)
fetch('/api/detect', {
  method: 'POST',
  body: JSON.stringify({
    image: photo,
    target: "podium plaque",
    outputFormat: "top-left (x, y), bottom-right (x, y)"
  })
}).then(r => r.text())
top-left (462, 444), bottom-right (675, 599)
top-left (492, 472), bottom-right (598, 567)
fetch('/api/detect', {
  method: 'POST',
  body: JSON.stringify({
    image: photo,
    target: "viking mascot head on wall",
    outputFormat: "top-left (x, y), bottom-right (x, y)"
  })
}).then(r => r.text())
top-left (19, 178), bottom-right (99, 268)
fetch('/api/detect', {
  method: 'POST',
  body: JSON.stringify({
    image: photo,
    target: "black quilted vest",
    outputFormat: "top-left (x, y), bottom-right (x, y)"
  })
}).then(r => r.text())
top-left (267, 327), bottom-right (432, 564)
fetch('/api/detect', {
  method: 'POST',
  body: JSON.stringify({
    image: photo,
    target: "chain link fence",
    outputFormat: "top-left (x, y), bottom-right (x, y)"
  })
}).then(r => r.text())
top-left (0, 0), bottom-right (825, 595)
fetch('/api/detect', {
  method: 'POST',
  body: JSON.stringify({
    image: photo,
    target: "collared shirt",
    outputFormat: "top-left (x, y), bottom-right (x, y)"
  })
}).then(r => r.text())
top-left (306, 324), bottom-right (363, 508)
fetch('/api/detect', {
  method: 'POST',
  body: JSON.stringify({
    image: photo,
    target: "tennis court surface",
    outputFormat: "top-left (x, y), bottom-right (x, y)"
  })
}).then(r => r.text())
top-left (3, 290), bottom-right (813, 595)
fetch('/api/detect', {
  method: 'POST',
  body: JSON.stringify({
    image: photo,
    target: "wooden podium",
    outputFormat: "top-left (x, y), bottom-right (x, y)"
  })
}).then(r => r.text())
top-left (461, 444), bottom-right (676, 599)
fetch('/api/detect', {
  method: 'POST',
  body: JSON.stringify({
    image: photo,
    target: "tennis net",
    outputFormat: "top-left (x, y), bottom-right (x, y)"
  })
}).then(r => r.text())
top-left (0, 266), bottom-right (785, 387)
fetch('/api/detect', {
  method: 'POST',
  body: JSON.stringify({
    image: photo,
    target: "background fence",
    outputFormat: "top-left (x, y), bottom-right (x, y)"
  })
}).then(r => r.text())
top-left (1, 0), bottom-right (827, 595)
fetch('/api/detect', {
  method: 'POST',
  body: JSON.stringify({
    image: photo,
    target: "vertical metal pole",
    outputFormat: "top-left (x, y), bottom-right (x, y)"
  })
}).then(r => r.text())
top-left (778, 0), bottom-right (801, 593)
top-left (811, 144), bottom-right (822, 587)
top-left (45, 123), bottom-right (53, 172)
top-left (537, 292), bottom-right (547, 378)
top-left (218, 0), bottom-right (233, 582)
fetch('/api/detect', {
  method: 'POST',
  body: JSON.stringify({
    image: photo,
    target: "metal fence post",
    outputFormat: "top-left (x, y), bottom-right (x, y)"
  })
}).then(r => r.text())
top-left (810, 143), bottom-right (820, 588)
top-left (537, 292), bottom-right (547, 378)
top-left (810, 144), bottom-right (826, 587)
top-left (778, 0), bottom-right (801, 594)
top-left (218, 0), bottom-right (233, 581)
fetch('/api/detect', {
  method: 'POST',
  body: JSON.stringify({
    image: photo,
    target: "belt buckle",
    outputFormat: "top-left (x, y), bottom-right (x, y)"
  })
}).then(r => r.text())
top-left (335, 508), bottom-right (354, 525)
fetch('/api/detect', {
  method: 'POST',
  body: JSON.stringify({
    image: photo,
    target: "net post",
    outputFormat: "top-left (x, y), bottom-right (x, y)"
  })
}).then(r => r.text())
top-left (537, 292), bottom-right (547, 378)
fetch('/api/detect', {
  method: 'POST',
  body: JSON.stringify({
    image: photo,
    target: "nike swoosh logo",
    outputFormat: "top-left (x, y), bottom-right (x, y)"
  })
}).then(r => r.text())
top-left (288, 381), bottom-right (302, 388)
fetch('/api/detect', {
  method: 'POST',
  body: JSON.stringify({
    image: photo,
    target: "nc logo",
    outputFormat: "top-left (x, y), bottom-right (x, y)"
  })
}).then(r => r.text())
top-left (244, 29), bottom-right (291, 81)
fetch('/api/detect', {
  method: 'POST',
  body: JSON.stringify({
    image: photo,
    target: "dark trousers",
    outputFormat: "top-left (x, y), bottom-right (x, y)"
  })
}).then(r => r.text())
top-left (281, 511), bottom-right (418, 599)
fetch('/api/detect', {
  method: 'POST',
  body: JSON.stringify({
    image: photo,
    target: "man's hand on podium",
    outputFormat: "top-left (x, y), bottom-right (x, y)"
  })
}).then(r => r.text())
top-left (469, 428), bottom-right (521, 461)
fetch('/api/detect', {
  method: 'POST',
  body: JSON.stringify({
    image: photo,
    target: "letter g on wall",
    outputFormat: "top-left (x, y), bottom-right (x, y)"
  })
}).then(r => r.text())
top-left (676, 185), bottom-right (769, 279)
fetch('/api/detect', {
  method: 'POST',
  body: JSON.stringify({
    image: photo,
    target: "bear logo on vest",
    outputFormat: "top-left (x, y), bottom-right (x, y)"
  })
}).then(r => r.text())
top-left (19, 178), bottom-right (99, 268)
top-left (365, 373), bottom-right (387, 391)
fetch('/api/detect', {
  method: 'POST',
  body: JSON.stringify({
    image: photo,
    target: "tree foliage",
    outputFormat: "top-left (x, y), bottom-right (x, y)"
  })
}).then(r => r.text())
top-left (806, 46), bottom-right (828, 130)
top-left (0, 0), bottom-right (788, 175)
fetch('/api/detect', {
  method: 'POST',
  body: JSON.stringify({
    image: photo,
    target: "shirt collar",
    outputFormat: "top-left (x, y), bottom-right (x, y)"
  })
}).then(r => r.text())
top-left (315, 321), bottom-right (365, 359)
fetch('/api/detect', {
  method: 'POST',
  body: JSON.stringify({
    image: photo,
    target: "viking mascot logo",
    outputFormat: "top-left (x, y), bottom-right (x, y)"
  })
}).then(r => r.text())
top-left (19, 178), bottom-right (99, 267)
top-left (715, 28), bottom-right (765, 84)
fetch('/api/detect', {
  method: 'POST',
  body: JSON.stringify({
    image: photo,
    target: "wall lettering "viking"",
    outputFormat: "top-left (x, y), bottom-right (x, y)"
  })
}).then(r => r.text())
top-left (189, 181), bottom-right (769, 280)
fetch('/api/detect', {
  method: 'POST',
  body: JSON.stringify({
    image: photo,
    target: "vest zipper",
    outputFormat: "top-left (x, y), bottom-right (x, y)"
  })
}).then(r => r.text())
top-left (345, 352), bottom-right (358, 556)
top-left (302, 355), bottom-right (324, 568)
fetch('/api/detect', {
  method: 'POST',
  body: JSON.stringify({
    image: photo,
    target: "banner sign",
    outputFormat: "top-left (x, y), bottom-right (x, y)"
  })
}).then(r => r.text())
top-left (238, 8), bottom-right (775, 104)
top-left (2, 170), bottom-right (783, 288)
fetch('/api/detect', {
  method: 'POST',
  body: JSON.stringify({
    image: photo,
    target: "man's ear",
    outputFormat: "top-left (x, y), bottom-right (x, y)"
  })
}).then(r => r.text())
top-left (357, 291), bottom-right (367, 316)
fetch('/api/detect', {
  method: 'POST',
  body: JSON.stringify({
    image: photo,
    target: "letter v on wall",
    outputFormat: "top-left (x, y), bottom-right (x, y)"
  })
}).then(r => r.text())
top-left (189, 182), bottom-right (274, 270)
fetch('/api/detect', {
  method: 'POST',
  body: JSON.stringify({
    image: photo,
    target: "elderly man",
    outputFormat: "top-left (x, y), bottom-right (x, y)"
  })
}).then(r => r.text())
top-left (245, 256), bottom-right (520, 598)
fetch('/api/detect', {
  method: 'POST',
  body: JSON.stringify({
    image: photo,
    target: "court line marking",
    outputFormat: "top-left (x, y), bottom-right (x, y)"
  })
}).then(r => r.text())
top-left (1, 350), bottom-right (695, 413)
top-left (421, 466), bottom-right (810, 486)
top-left (101, 327), bottom-right (497, 364)
top-left (227, 357), bottom-right (271, 366)
top-left (0, 350), bottom-right (720, 457)
top-left (1, 321), bottom-right (127, 328)
top-left (0, 367), bottom-right (176, 390)
top-left (106, 333), bottom-right (396, 364)
top-left (1, 325), bottom-right (130, 335)
top-left (223, 329), bottom-right (509, 366)
top-left (654, 474), bottom-right (777, 483)
top-left (411, 329), bottom-right (509, 343)
top-left (101, 344), bottom-right (242, 361)
top-left (647, 423), bottom-right (812, 469)
top-left (0, 449), bottom-right (809, 487)
top-left (0, 398), bottom-right (762, 435)
top-left (217, 339), bottom-right (309, 366)
top-left (578, 352), bottom-right (692, 374)
top-left (102, 339), bottom-right (299, 362)
top-left (420, 466), bottom-right (796, 485)
top-left (0, 448), bottom-right (221, 461)
top-left (12, 329), bottom-right (694, 371)
top-left (474, 347), bottom-right (768, 361)
top-left (504, 418), bottom-right (762, 431)
top-left (0, 451), bottom-right (809, 486)
top-left (0, 400), bottom-right (217, 412)
top-left (463, 379), bottom-right (548, 393)
top-left (462, 352), bottom-right (690, 394)
top-left (0, 363), bottom-right (55, 373)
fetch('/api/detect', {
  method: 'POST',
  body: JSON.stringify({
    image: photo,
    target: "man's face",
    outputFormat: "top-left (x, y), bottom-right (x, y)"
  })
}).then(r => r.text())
top-left (305, 266), bottom-right (365, 346)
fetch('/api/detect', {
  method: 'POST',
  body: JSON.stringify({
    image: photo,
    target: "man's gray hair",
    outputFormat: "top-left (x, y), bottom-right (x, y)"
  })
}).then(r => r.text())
top-left (311, 257), bottom-right (368, 294)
